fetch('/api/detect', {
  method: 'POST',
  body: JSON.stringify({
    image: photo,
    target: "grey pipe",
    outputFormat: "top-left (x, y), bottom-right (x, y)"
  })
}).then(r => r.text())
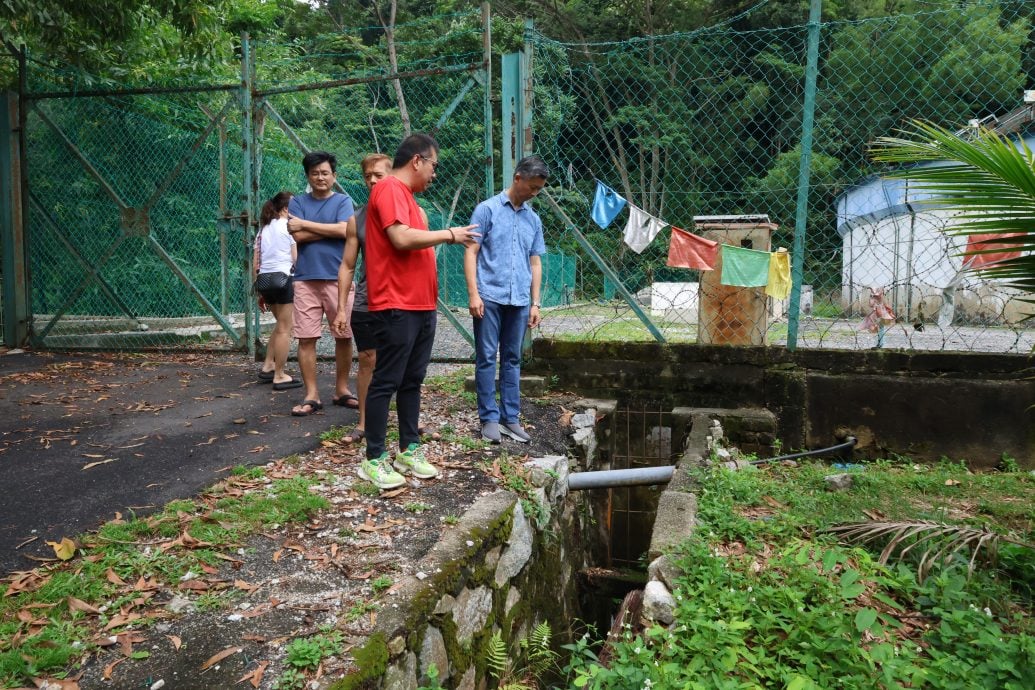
top-left (567, 466), bottom-right (675, 491)
top-left (567, 438), bottom-right (859, 490)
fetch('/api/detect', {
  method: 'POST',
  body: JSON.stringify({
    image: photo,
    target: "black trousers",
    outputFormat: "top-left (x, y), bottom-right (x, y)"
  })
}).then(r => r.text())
top-left (365, 309), bottom-right (436, 459)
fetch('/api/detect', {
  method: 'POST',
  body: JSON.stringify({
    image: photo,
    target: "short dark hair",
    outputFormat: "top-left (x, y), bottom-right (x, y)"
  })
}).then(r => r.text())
top-left (393, 133), bottom-right (439, 169)
top-left (302, 151), bottom-right (337, 174)
top-left (515, 156), bottom-right (549, 180)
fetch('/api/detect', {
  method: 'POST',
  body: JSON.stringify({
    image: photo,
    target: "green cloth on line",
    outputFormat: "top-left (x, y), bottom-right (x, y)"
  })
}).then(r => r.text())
top-left (720, 244), bottom-right (770, 287)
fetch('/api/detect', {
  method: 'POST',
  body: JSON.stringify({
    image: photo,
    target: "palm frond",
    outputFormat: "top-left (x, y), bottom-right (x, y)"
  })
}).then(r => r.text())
top-left (822, 520), bottom-right (1035, 582)
top-left (870, 121), bottom-right (1035, 294)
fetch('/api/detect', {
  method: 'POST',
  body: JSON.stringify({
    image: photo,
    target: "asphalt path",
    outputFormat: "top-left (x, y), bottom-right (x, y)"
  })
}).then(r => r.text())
top-left (0, 349), bottom-right (358, 576)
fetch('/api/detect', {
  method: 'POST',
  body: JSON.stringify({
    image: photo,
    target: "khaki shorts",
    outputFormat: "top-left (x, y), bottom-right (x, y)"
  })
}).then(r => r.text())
top-left (293, 280), bottom-right (354, 339)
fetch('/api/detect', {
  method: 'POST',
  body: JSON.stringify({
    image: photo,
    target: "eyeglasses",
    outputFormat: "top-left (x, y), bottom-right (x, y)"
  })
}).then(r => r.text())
top-left (418, 154), bottom-right (439, 171)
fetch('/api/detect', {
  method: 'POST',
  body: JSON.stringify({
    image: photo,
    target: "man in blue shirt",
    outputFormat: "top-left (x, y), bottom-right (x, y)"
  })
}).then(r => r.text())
top-left (286, 151), bottom-right (357, 417)
top-left (464, 156), bottom-right (548, 443)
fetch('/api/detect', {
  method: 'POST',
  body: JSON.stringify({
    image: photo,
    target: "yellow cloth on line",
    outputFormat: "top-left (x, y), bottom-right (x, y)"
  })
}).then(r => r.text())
top-left (766, 250), bottom-right (791, 299)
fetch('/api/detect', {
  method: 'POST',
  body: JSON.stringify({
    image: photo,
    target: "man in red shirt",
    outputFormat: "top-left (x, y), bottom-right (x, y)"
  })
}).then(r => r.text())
top-left (359, 133), bottom-right (479, 489)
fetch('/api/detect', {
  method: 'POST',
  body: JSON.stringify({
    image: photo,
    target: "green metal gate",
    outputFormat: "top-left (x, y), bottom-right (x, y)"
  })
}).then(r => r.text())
top-left (11, 8), bottom-right (492, 355)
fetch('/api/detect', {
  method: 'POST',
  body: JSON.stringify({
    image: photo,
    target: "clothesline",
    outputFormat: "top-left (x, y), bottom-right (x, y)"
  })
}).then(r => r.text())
top-left (591, 179), bottom-right (792, 299)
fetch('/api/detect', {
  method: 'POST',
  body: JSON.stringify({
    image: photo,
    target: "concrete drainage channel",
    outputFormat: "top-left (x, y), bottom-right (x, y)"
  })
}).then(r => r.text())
top-left (332, 398), bottom-right (808, 689)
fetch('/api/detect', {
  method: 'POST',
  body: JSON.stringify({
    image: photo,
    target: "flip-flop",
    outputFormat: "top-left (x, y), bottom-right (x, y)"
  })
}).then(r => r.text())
top-left (257, 371), bottom-right (274, 383)
top-left (272, 378), bottom-right (303, 391)
top-left (332, 393), bottom-right (360, 409)
top-left (291, 399), bottom-right (323, 417)
top-left (343, 427), bottom-right (366, 444)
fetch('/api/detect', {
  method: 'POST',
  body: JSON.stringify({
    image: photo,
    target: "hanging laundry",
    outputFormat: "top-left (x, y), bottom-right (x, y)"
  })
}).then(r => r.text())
top-left (667, 226), bottom-right (718, 270)
top-left (720, 244), bottom-right (770, 287)
top-left (591, 180), bottom-right (628, 229)
top-left (961, 232), bottom-right (1023, 269)
top-left (765, 248), bottom-right (791, 299)
top-left (623, 205), bottom-right (667, 253)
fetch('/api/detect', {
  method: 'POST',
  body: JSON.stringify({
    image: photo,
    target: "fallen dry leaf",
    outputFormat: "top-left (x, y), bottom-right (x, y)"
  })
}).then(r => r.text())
top-left (200, 646), bottom-right (242, 670)
top-left (167, 634), bottom-right (182, 650)
top-left (234, 579), bottom-right (260, 594)
top-left (238, 660), bottom-right (269, 688)
top-left (67, 597), bottom-right (101, 614)
top-left (104, 656), bottom-right (127, 679)
top-left (46, 538), bottom-right (76, 560)
top-left (82, 458), bottom-right (117, 470)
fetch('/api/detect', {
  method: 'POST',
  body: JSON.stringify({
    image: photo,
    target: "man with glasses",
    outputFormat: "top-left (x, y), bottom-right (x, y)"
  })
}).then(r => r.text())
top-left (357, 133), bottom-right (480, 489)
top-left (286, 151), bottom-right (358, 417)
top-left (464, 156), bottom-right (548, 443)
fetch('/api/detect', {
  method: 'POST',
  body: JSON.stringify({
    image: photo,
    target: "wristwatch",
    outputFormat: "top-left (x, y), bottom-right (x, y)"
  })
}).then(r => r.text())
top-left (531, 302), bottom-right (541, 308)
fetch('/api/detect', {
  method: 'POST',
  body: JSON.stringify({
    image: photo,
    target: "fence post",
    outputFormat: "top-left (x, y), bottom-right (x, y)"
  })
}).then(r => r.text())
top-left (242, 33), bottom-right (258, 360)
top-left (787, 0), bottom-right (822, 351)
top-left (481, 2), bottom-right (494, 198)
top-left (1, 46), bottom-right (30, 347)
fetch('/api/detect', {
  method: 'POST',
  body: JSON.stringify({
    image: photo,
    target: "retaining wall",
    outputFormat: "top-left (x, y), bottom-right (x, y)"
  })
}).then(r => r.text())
top-left (324, 455), bottom-right (586, 690)
top-left (528, 340), bottom-right (1035, 469)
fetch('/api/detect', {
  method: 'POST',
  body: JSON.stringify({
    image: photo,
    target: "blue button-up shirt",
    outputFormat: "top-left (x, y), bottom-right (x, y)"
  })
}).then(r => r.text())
top-left (470, 191), bottom-right (546, 306)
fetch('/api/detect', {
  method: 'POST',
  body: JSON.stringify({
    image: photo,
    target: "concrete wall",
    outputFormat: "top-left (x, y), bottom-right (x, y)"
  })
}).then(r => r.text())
top-left (324, 456), bottom-right (588, 690)
top-left (527, 340), bottom-right (1035, 469)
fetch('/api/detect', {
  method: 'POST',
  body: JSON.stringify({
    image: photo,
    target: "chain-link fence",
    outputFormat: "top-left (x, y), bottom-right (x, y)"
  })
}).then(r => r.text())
top-left (13, 9), bottom-right (489, 356)
top-left (9, 2), bottom-right (1035, 355)
top-left (528, 1), bottom-right (1035, 353)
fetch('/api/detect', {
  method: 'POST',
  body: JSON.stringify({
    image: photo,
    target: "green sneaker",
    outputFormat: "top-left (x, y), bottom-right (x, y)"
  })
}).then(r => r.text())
top-left (394, 443), bottom-right (439, 479)
top-left (358, 452), bottom-right (405, 490)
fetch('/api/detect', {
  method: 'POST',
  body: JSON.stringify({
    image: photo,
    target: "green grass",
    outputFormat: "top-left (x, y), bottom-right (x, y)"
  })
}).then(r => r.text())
top-left (565, 459), bottom-right (1035, 689)
top-left (320, 425), bottom-right (351, 443)
top-left (0, 465), bottom-right (329, 688)
top-left (424, 366), bottom-right (476, 405)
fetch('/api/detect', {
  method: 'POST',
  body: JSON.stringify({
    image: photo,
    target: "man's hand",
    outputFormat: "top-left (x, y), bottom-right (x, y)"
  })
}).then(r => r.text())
top-left (257, 295), bottom-right (268, 313)
top-left (469, 293), bottom-right (484, 319)
top-left (451, 224), bottom-right (481, 246)
top-left (528, 305), bottom-right (542, 328)
top-left (332, 310), bottom-right (350, 336)
top-left (287, 214), bottom-right (303, 234)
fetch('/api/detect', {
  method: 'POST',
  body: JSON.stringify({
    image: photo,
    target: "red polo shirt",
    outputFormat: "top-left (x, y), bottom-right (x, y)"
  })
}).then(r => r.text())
top-left (364, 176), bottom-right (438, 311)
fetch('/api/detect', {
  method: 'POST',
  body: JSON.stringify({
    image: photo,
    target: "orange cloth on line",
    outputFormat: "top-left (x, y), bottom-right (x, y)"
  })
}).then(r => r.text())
top-left (961, 232), bottom-right (1023, 269)
top-left (666, 226), bottom-right (718, 270)
top-left (765, 250), bottom-right (791, 299)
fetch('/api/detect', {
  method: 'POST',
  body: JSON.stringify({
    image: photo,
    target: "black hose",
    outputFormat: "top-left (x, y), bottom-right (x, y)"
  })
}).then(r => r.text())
top-left (748, 436), bottom-right (858, 466)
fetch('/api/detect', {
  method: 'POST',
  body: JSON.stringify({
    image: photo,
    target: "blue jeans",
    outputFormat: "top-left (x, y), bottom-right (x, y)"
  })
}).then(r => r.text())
top-left (473, 300), bottom-right (529, 423)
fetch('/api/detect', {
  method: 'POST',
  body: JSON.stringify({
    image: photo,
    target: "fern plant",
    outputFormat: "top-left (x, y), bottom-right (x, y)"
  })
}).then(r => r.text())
top-left (485, 621), bottom-right (558, 690)
top-left (823, 520), bottom-right (1035, 582)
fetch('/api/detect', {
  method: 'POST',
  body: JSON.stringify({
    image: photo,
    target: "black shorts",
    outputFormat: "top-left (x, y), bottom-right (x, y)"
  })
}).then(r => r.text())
top-left (259, 280), bottom-right (294, 305)
top-left (351, 309), bottom-right (378, 352)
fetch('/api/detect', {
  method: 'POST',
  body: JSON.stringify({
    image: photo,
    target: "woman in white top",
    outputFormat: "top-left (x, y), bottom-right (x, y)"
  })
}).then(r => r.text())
top-left (254, 191), bottom-right (300, 389)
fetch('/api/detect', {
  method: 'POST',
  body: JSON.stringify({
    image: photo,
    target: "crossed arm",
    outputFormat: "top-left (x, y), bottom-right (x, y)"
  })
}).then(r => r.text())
top-left (287, 214), bottom-right (352, 244)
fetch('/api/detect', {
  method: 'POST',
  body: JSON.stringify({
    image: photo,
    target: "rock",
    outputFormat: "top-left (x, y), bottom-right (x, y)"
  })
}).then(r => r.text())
top-left (642, 581), bottom-right (676, 625)
top-left (419, 627), bottom-right (449, 682)
top-left (824, 473), bottom-right (854, 491)
top-left (453, 586), bottom-right (493, 644)
top-left (647, 555), bottom-right (683, 592)
top-left (166, 596), bottom-right (193, 614)
top-left (495, 502), bottom-right (533, 585)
